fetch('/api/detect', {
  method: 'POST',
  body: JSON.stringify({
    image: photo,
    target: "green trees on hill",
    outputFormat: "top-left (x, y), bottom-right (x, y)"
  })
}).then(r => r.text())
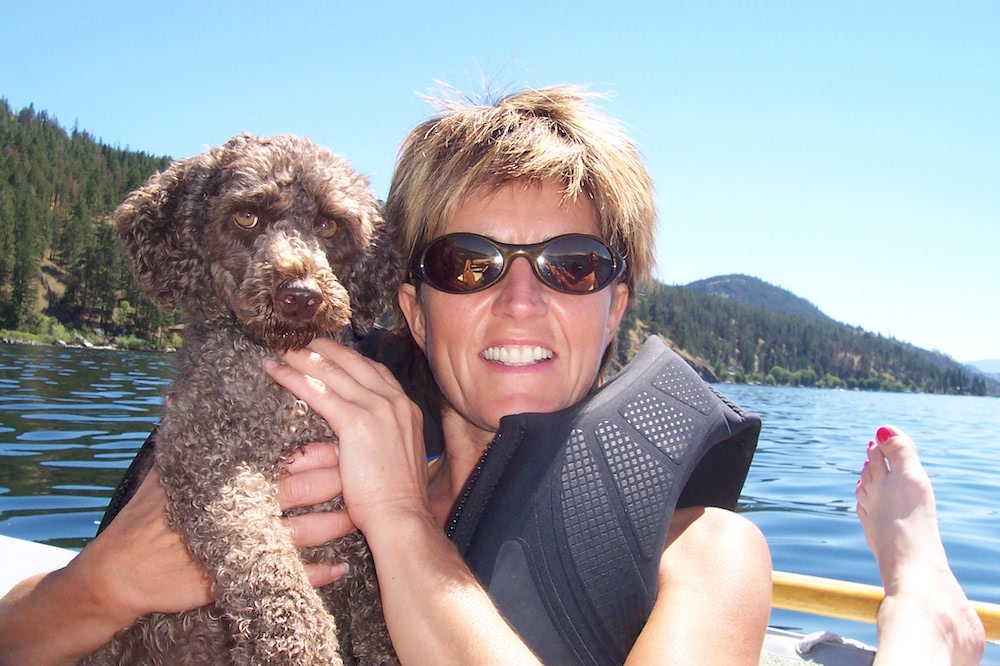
top-left (617, 282), bottom-right (988, 395)
top-left (0, 99), bottom-right (172, 338)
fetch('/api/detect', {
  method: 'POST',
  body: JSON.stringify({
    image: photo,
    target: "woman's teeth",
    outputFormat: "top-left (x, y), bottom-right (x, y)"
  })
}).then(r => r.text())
top-left (482, 345), bottom-right (554, 366)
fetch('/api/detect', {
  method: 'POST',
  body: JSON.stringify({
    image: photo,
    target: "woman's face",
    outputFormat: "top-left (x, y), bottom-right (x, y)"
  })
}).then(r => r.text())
top-left (398, 179), bottom-right (629, 442)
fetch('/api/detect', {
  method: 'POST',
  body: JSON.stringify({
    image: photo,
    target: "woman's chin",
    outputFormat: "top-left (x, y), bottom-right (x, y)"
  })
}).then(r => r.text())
top-left (489, 395), bottom-right (571, 423)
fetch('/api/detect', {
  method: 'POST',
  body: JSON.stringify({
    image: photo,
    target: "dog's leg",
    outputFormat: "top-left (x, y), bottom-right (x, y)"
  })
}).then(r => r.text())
top-left (170, 463), bottom-right (345, 666)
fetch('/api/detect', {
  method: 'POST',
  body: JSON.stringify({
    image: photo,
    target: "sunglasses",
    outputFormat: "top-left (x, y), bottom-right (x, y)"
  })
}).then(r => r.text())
top-left (410, 233), bottom-right (626, 295)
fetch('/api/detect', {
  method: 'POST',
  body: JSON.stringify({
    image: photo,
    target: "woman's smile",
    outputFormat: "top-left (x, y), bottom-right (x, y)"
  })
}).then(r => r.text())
top-left (481, 344), bottom-right (555, 367)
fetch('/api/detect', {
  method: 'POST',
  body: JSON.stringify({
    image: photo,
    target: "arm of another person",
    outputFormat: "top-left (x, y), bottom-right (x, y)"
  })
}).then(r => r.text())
top-left (627, 506), bottom-right (773, 666)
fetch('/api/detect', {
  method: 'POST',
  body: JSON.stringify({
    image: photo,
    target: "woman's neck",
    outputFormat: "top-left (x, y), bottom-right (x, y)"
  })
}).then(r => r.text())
top-left (427, 408), bottom-right (498, 528)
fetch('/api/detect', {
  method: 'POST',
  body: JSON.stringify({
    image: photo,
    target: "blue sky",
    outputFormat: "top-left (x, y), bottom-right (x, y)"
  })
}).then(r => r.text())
top-left (2, 1), bottom-right (997, 362)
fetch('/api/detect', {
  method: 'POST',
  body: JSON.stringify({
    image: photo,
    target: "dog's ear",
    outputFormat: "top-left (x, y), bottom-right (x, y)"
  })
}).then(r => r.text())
top-left (115, 153), bottom-right (216, 311)
top-left (342, 203), bottom-right (403, 337)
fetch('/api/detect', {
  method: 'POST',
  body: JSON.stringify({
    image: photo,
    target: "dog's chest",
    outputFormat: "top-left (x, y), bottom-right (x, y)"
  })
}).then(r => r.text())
top-left (165, 334), bottom-right (335, 465)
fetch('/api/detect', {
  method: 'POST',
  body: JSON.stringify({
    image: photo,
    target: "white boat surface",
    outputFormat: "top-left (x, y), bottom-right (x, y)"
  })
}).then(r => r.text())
top-left (0, 534), bottom-right (78, 596)
top-left (3, 535), bottom-right (997, 664)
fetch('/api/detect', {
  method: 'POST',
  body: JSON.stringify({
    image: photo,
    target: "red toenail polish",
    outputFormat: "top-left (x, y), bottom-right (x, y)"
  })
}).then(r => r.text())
top-left (867, 440), bottom-right (875, 449)
top-left (876, 427), bottom-right (893, 443)
top-left (863, 460), bottom-right (869, 467)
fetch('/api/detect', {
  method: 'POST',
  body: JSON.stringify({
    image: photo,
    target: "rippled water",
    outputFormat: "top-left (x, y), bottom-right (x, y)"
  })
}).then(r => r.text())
top-left (0, 344), bottom-right (173, 547)
top-left (1, 343), bottom-right (997, 658)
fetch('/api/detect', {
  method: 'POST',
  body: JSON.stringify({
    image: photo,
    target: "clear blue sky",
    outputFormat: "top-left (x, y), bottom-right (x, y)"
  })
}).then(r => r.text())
top-left (2, 1), bottom-right (997, 362)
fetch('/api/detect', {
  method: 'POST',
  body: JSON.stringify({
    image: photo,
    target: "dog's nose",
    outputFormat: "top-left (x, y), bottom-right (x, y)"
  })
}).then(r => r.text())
top-left (276, 281), bottom-right (322, 321)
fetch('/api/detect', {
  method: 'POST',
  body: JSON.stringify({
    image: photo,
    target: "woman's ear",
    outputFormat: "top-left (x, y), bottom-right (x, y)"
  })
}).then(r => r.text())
top-left (397, 283), bottom-right (427, 352)
top-left (604, 282), bottom-right (630, 347)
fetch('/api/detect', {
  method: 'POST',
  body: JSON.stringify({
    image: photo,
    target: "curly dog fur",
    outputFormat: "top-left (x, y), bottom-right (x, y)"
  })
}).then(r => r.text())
top-left (83, 134), bottom-right (401, 665)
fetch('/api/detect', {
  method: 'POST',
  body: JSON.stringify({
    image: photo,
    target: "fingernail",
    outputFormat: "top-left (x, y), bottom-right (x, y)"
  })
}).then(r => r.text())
top-left (331, 562), bottom-right (350, 580)
top-left (264, 359), bottom-right (278, 371)
top-left (876, 427), bottom-right (893, 443)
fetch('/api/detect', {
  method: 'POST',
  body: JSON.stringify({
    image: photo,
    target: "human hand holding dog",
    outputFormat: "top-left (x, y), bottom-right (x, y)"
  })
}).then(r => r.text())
top-left (0, 468), bottom-right (216, 666)
top-left (76, 467), bottom-right (214, 620)
top-left (279, 441), bottom-right (357, 587)
top-left (77, 447), bottom-right (357, 620)
top-left (265, 338), bottom-right (433, 536)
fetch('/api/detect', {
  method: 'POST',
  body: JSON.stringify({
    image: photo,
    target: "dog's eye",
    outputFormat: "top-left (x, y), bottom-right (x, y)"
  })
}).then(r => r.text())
top-left (233, 211), bottom-right (259, 229)
top-left (317, 218), bottom-right (338, 238)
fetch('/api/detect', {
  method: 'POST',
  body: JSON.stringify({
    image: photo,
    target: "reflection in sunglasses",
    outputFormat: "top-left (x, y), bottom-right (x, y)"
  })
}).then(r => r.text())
top-left (412, 233), bottom-right (624, 295)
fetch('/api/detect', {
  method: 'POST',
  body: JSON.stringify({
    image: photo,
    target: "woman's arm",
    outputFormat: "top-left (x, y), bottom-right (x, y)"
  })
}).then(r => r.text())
top-left (626, 507), bottom-right (772, 665)
top-left (0, 447), bottom-right (350, 666)
top-left (269, 339), bottom-right (544, 665)
top-left (0, 469), bottom-right (213, 665)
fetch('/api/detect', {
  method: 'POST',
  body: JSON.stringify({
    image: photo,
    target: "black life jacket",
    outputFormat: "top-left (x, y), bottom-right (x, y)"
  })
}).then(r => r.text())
top-left (444, 335), bottom-right (761, 665)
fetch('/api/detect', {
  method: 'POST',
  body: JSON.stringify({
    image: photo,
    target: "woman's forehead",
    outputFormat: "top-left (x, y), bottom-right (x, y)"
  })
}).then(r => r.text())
top-left (438, 179), bottom-right (600, 241)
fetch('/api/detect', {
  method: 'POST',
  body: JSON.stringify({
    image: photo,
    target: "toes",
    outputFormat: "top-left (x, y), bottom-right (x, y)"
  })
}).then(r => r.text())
top-left (876, 425), bottom-right (897, 444)
top-left (855, 478), bottom-right (868, 506)
top-left (867, 440), bottom-right (889, 481)
top-left (874, 425), bottom-right (920, 472)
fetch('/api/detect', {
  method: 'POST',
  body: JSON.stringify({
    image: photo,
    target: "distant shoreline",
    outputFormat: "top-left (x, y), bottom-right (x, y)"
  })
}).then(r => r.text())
top-left (1, 332), bottom-right (174, 354)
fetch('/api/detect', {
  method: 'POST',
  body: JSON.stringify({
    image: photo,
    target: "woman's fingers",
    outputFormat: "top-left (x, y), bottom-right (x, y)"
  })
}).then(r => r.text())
top-left (279, 441), bottom-right (343, 514)
top-left (279, 466), bottom-right (343, 512)
top-left (265, 340), bottom-right (423, 464)
top-left (306, 337), bottom-right (403, 395)
top-left (264, 338), bottom-right (432, 533)
top-left (285, 440), bottom-right (340, 474)
top-left (304, 561), bottom-right (350, 588)
top-left (285, 510), bottom-right (356, 548)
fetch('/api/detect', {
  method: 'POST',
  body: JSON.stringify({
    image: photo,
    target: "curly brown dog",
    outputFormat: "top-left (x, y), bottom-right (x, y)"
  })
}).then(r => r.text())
top-left (83, 134), bottom-right (400, 665)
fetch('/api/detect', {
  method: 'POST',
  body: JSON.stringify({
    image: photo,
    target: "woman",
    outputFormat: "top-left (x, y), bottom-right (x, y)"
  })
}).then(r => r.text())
top-left (261, 86), bottom-right (774, 663)
top-left (0, 87), bottom-right (774, 664)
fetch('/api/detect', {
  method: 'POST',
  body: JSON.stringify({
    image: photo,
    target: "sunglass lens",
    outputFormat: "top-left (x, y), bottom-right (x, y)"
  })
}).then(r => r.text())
top-left (540, 237), bottom-right (616, 292)
top-left (422, 235), bottom-right (503, 292)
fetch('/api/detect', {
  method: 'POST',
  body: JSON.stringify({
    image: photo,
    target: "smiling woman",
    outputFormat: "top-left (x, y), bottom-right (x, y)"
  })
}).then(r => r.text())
top-left (278, 86), bottom-right (772, 664)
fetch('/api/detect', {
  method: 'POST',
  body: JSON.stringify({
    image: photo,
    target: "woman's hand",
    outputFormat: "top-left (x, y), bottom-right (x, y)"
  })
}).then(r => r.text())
top-left (74, 467), bottom-right (214, 621)
top-left (81, 442), bottom-right (357, 621)
top-left (278, 441), bottom-right (356, 587)
top-left (265, 337), bottom-right (432, 537)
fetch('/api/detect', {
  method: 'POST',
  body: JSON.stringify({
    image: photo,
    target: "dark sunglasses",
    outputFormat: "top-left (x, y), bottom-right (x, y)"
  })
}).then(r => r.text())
top-left (410, 233), bottom-right (626, 295)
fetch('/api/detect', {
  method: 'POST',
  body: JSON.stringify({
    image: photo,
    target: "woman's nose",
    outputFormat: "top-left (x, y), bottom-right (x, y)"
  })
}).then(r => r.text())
top-left (491, 257), bottom-right (548, 319)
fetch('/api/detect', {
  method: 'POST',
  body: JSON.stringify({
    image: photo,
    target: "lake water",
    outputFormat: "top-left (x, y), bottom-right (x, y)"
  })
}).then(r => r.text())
top-left (1, 343), bottom-right (997, 660)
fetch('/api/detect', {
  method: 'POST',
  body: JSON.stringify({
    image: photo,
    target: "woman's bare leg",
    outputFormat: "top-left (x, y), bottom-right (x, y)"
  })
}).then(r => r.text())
top-left (856, 425), bottom-right (985, 665)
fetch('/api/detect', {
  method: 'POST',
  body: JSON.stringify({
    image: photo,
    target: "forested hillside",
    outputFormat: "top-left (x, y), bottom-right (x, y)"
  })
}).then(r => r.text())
top-left (613, 282), bottom-right (991, 395)
top-left (1, 98), bottom-right (993, 395)
top-left (0, 99), bottom-right (173, 339)
top-left (685, 274), bottom-right (834, 324)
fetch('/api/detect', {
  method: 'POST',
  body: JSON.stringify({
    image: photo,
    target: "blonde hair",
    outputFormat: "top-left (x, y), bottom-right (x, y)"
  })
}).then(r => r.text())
top-left (385, 86), bottom-right (656, 299)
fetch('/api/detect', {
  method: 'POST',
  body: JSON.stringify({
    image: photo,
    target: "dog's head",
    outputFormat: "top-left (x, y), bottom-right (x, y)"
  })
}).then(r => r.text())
top-left (116, 134), bottom-right (399, 349)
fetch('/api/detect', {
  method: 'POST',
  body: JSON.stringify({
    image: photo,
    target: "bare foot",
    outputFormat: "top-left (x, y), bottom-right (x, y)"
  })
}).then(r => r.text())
top-left (856, 425), bottom-right (985, 665)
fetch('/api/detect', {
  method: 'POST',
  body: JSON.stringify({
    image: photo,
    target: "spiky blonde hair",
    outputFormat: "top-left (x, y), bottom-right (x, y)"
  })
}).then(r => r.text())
top-left (385, 85), bottom-right (657, 298)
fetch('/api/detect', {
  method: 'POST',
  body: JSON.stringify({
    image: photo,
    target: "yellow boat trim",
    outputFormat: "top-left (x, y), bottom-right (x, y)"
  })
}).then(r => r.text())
top-left (772, 570), bottom-right (1000, 642)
